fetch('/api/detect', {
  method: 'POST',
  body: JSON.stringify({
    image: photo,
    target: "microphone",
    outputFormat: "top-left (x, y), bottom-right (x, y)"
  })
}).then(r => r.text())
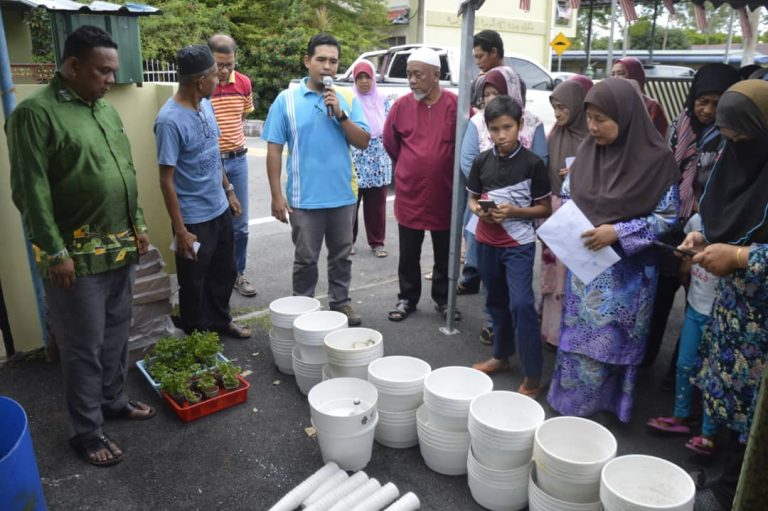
top-left (322, 76), bottom-right (334, 117)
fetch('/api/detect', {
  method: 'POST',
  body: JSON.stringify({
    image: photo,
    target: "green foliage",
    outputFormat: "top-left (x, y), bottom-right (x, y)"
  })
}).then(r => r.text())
top-left (198, 372), bottom-right (218, 391)
top-left (146, 331), bottom-right (222, 379)
top-left (628, 19), bottom-right (690, 50)
top-left (23, 8), bottom-right (54, 63)
top-left (139, 0), bottom-right (390, 117)
top-left (140, 0), bottom-right (232, 63)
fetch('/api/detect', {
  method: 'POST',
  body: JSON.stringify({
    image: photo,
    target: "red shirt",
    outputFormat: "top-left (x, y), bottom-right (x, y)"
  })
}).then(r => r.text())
top-left (383, 90), bottom-right (457, 231)
top-left (210, 70), bottom-right (254, 152)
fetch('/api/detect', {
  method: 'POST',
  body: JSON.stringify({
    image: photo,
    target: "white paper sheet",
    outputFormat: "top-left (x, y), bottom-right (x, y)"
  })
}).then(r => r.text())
top-left (537, 200), bottom-right (621, 285)
top-left (169, 238), bottom-right (201, 259)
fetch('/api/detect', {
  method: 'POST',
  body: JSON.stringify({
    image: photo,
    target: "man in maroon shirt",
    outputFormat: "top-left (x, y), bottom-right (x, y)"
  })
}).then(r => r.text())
top-left (383, 47), bottom-right (459, 322)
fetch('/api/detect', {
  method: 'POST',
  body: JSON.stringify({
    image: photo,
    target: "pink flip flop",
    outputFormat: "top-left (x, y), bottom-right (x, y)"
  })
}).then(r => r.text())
top-left (685, 436), bottom-right (715, 457)
top-left (646, 417), bottom-right (691, 436)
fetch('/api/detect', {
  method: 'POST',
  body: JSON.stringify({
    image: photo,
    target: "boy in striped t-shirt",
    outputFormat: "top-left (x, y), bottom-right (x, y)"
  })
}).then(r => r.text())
top-left (209, 34), bottom-right (257, 297)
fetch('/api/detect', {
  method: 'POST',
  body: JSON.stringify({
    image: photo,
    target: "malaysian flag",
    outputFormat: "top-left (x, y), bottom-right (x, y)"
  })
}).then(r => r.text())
top-left (571, 0), bottom-right (580, 9)
top-left (520, 0), bottom-right (531, 12)
top-left (695, 4), bottom-right (708, 30)
top-left (619, 0), bottom-right (638, 23)
top-left (739, 7), bottom-right (753, 40)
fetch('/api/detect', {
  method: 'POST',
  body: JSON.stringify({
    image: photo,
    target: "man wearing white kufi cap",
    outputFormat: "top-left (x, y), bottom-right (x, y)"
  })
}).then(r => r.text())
top-left (382, 46), bottom-right (461, 322)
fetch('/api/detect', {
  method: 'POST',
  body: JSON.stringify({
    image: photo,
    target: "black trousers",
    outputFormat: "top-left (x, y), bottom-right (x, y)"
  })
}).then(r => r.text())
top-left (397, 224), bottom-right (450, 307)
top-left (176, 210), bottom-right (236, 333)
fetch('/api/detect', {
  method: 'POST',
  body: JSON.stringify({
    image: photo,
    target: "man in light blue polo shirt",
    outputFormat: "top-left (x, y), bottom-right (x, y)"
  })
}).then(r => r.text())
top-left (263, 33), bottom-right (369, 326)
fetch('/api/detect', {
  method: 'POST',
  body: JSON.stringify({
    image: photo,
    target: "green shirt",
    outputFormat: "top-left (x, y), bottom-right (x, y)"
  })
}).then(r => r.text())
top-left (7, 73), bottom-right (146, 277)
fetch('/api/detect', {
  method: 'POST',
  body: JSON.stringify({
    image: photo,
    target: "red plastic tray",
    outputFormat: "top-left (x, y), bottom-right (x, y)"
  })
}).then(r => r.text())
top-left (162, 374), bottom-right (250, 422)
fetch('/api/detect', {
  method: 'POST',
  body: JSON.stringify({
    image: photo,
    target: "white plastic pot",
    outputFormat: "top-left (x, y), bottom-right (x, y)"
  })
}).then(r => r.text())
top-left (313, 414), bottom-right (378, 471)
top-left (375, 408), bottom-right (418, 449)
top-left (269, 296), bottom-right (321, 328)
top-left (324, 328), bottom-right (383, 366)
top-left (270, 331), bottom-right (295, 375)
top-left (533, 416), bottom-right (617, 504)
top-left (308, 377), bottom-right (378, 436)
top-left (416, 405), bottom-right (470, 476)
top-left (292, 345), bottom-right (324, 395)
top-left (467, 452), bottom-right (529, 511)
top-left (528, 464), bottom-right (602, 511)
top-left (600, 455), bottom-right (695, 511)
top-left (423, 366), bottom-right (492, 432)
top-left (368, 356), bottom-right (431, 413)
top-left (294, 311), bottom-right (348, 346)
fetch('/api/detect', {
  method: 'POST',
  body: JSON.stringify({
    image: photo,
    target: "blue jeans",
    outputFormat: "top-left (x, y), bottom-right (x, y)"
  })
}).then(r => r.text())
top-left (674, 305), bottom-right (718, 436)
top-left (478, 242), bottom-right (542, 378)
top-left (224, 154), bottom-right (249, 274)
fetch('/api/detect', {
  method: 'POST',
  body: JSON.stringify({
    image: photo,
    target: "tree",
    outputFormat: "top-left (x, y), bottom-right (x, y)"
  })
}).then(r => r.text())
top-left (628, 19), bottom-right (690, 50)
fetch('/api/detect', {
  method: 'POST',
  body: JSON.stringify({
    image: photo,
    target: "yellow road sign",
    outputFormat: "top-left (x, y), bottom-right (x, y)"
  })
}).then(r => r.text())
top-left (550, 32), bottom-right (572, 56)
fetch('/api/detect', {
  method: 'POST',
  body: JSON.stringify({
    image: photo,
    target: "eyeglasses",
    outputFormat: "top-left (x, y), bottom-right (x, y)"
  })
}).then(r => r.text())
top-left (197, 110), bottom-right (212, 138)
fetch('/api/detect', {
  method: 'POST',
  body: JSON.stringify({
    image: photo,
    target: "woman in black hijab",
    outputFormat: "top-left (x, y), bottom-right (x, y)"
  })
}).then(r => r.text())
top-left (643, 64), bottom-right (741, 368)
top-left (681, 80), bottom-right (768, 509)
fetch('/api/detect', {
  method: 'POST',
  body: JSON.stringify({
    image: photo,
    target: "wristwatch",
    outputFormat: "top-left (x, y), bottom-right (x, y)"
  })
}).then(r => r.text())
top-left (336, 110), bottom-right (349, 123)
top-left (224, 183), bottom-right (235, 194)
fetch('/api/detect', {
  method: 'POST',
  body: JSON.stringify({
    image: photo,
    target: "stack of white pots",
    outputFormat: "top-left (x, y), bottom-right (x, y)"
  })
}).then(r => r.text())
top-left (323, 328), bottom-right (384, 380)
top-left (466, 391), bottom-right (545, 511)
top-left (308, 378), bottom-right (379, 471)
top-left (293, 311), bottom-right (348, 394)
top-left (416, 366), bottom-right (492, 475)
top-left (600, 455), bottom-right (695, 511)
top-left (367, 356), bottom-right (431, 449)
top-left (531, 416), bottom-right (617, 509)
top-left (268, 296), bottom-right (321, 375)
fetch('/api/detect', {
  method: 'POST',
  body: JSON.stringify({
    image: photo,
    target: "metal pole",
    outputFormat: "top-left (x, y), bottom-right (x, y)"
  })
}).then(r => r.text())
top-left (649, 0), bottom-right (659, 62)
top-left (607, 0), bottom-right (617, 77)
top-left (724, 7), bottom-right (735, 64)
top-left (0, 10), bottom-right (49, 351)
top-left (558, 54), bottom-right (562, 72)
top-left (585, 0), bottom-right (594, 77)
top-left (443, 2), bottom-right (477, 336)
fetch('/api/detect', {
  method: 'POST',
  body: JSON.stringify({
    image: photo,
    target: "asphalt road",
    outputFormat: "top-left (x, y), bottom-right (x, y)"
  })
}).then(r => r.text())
top-left (0, 138), bottom-right (720, 511)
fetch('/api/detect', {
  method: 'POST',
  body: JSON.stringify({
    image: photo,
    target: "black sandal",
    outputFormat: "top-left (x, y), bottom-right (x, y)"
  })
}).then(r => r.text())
top-left (388, 300), bottom-right (415, 322)
top-left (219, 322), bottom-right (251, 339)
top-left (435, 304), bottom-right (462, 321)
top-left (104, 400), bottom-right (156, 421)
top-left (73, 434), bottom-right (123, 467)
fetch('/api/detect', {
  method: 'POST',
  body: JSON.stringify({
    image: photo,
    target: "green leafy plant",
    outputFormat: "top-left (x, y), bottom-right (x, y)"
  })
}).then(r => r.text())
top-left (198, 372), bottom-right (218, 392)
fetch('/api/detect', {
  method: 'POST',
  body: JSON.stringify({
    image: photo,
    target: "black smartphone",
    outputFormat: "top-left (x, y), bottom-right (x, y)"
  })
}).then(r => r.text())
top-left (652, 240), bottom-right (696, 258)
top-left (478, 199), bottom-right (497, 212)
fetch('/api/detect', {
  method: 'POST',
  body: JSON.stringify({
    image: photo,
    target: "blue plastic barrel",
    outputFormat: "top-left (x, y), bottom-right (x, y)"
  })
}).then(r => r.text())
top-left (0, 396), bottom-right (47, 511)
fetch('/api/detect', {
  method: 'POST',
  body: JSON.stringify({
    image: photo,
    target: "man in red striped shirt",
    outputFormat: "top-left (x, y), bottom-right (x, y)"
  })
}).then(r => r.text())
top-left (208, 34), bottom-right (257, 297)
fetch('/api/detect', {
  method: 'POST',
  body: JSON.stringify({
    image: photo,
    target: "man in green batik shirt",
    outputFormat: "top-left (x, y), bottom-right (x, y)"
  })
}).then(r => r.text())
top-left (7, 26), bottom-right (155, 467)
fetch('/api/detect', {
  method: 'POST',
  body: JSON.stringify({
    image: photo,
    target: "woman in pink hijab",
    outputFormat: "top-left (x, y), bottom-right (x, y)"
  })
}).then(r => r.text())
top-left (612, 57), bottom-right (669, 137)
top-left (351, 60), bottom-right (393, 258)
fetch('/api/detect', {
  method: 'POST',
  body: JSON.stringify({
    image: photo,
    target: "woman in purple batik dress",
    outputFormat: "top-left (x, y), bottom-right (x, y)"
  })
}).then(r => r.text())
top-left (546, 78), bottom-right (680, 422)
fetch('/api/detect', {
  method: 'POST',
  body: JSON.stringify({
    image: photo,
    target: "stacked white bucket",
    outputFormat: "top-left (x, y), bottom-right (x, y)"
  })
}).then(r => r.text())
top-left (466, 391), bottom-right (545, 511)
top-left (367, 356), bottom-right (431, 449)
top-left (308, 378), bottom-right (379, 471)
top-left (323, 328), bottom-right (384, 380)
top-left (416, 366), bottom-right (492, 476)
top-left (600, 455), bottom-right (695, 511)
top-left (269, 297), bottom-right (321, 375)
top-left (530, 416), bottom-right (617, 510)
top-left (293, 311), bottom-right (348, 394)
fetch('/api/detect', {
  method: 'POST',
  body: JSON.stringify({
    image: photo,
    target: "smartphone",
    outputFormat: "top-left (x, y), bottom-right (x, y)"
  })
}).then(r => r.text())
top-left (652, 240), bottom-right (696, 258)
top-left (478, 199), bottom-right (497, 212)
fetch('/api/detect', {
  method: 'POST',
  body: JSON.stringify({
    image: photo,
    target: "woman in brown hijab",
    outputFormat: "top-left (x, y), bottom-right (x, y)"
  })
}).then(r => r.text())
top-left (540, 80), bottom-right (589, 348)
top-left (546, 78), bottom-right (680, 423)
top-left (611, 56), bottom-right (669, 137)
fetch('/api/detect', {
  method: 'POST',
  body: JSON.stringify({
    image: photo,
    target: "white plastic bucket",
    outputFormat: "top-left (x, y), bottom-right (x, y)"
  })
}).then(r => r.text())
top-left (368, 356), bottom-right (430, 412)
top-left (528, 464), bottom-right (602, 511)
top-left (294, 311), bottom-right (348, 346)
top-left (313, 414), bottom-right (378, 471)
top-left (416, 405), bottom-right (470, 476)
top-left (293, 345), bottom-right (324, 395)
top-left (534, 416), bottom-right (617, 504)
top-left (468, 391), bottom-right (544, 470)
top-left (467, 447), bottom-right (530, 511)
top-left (423, 366), bottom-right (492, 431)
top-left (324, 328), bottom-right (383, 366)
top-left (308, 378), bottom-right (378, 437)
top-left (600, 455), bottom-right (695, 511)
top-left (270, 296), bottom-right (322, 328)
top-left (375, 409), bottom-right (418, 449)
top-left (299, 343), bottom-right (328, 365)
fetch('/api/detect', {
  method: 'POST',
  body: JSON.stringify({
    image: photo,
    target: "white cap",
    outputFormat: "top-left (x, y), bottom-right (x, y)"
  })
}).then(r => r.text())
top-left (407, 47), bottom-right (441, 68)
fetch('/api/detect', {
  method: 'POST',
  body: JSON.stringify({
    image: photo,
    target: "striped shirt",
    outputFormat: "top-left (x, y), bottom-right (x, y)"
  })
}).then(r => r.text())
top-left (210, 70), bottom-right (254, 152)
